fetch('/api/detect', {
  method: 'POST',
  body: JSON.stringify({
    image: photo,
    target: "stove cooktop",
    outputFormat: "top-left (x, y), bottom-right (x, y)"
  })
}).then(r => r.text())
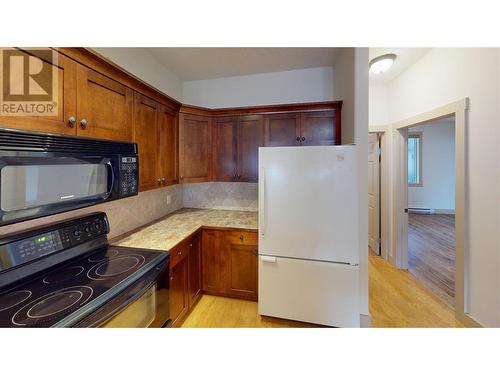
top-left (0, 245), bottom-right (167, 327)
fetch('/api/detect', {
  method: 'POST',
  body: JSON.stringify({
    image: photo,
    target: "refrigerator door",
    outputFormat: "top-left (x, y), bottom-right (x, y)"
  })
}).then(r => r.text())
top-left (258, 255), bottom-right (360, 327)
top-left (259, 146), bottom-right (359, 264)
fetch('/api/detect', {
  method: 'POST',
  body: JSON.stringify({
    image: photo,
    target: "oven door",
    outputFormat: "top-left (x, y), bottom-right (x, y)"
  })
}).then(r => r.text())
top-left (0, 152), bottom-right (117, 225)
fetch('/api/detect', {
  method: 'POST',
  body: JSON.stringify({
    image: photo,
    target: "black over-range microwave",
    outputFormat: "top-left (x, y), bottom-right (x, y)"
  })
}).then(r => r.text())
top-left (0, 127), bottom-right (139, 226)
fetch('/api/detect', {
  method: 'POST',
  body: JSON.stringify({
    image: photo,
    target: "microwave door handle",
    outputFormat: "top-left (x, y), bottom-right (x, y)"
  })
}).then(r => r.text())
top-left (106, 161), bottom-right (115, 194)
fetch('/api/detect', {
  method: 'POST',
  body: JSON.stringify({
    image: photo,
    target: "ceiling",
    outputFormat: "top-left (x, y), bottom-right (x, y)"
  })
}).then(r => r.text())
top-left (147, 48), bottom-right (341, 81)
top-left (369, 48), bottom-right (431, 84)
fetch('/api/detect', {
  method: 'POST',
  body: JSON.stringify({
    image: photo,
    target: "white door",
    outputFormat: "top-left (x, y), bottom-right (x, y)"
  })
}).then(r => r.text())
top-left (258, 146), bottom-right (359, 265)
top-left (259, 255), bottom-right (360, 327)
top-left (368, 133), bottom-right (381, 255)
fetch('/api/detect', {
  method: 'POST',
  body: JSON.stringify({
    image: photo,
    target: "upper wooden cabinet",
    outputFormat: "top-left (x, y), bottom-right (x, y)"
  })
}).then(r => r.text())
top-left (0, 50), bottom-right (78, 136)
top-left (157, 104), bottom-right (178, 185)
top-left (214, 117), bottom-right (238, 181)
top-left (134, 93), bottom-right (178, 192)
top-left (213, 115), bottom-right (264, 183)
top-left (300, 110), bottom-right (340, 146)
top-left (264, 113), bottom-right (300, 147)
top-left (179, 113), bottom-right (212, 183)
top-left (264, 110), bottom-right (341, 147)
top-left (237, 115), bottom-right (264, 182)
top-left (77, 65), bottom-right (133, 141)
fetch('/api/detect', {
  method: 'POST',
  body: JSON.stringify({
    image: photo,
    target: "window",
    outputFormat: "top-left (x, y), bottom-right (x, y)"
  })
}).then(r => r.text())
top-left (408, 133), bottom-right (422, 186)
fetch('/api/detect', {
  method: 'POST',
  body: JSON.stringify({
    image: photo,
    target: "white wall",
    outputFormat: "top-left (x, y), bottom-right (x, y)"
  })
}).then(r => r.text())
top-left (371, 48), bottom-right (500, 327)
top-left (182, 66), bottom-right (334, 108)
top-left (369, 84), bottom-right (389, 126)
top-left (334, 49), bottom-right (355, 144)
top-left (92, 48), bottom-right (183, 101)
top-left (408, 119), bottom-right (455, 211)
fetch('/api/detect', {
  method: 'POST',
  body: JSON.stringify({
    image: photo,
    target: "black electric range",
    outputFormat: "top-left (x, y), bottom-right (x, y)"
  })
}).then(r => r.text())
top-left (0, 213), bottom-right (170, 328)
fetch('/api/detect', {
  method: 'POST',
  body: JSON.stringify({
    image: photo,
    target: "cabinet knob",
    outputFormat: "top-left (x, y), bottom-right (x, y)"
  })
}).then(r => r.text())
top-left (177, 251), bottom-right (182, 256)
top-left (180, 176), bottom-right (184, 180)
top-left (161, 177), bottom-right (166, 184)
top-left (239, 235), bottom-right (244, 241)
top-left (80, 119), bottom-right (88, 129)
top-left (157, 178), bottom-right (162, 183)
top-left (189, 243), bottom-right (193, 247)
top-left (296, 136), bottom-right (300, 142)
top-left (301, 137), bottom-right (306, 142)
top-left (68, 116), bottom-right (76, 127)
top-left (237, 175), bottom-right (241, 180)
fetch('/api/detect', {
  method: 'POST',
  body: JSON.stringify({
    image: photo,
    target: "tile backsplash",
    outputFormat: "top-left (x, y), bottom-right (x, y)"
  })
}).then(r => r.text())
top-left (0, 184), bottom-right (183, 240)
top-left (183, 182), bottom-right (258, 212)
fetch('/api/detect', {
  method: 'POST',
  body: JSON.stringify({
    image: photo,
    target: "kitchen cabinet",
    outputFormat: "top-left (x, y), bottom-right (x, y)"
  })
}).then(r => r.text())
top-left (299, 110), bottom-right (340, 146)
top-left (157, 104), bottom-right (178, 185)
top-left (213, 115), bottom-right (264, 183)
top-left (134, 93), bottom-right (178, 192)
top-left (170, 255), bottom-right (189, 326)
top-left (187, 232), bottom-right (202, 307)
top-left (264, 110), bottom-right (341, 147)
top-left (179, 113), bottom-right (212, 183)
top-left (237, 115), bottom-right (264, 182)
top-left (201, 229), bottom-right (258, 301)
top-left (0, 49), bottom-right (78, 136)
top-left (264, 113), bottom-right (300, 147)
top-left (214, 117), bottom-right (237, 181)
top-left (201, 229), bottom-right (226, 294)
top-left (76, 65), bottom-right (133, 141)
top-left (226, 230), bottom-right (258, 301)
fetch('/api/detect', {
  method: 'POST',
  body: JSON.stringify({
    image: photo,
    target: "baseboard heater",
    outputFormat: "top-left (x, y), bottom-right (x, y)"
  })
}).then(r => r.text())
top-left (408, 208), bottom-right (434, 214)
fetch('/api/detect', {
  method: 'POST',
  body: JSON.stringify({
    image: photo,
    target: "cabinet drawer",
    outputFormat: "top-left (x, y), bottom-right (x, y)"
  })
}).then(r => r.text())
top-left (226, 231), bottom-right (258, 246)
top-left (170, 242), bottom-right (188, 269)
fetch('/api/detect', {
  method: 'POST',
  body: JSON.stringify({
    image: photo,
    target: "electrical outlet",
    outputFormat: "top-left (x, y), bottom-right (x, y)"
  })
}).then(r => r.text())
top-left (167, 194), bottom-right (171, 205)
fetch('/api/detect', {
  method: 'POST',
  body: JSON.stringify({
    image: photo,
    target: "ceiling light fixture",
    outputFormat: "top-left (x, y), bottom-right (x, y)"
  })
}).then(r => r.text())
top-left (369, 54), bottom-right (397, 75)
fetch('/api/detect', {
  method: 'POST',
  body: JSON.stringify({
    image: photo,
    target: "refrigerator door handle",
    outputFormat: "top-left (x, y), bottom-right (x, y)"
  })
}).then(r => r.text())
top-left (261, 255), bottom-right (277, 263)
top-left (259, 167), bottom-right (267, 238)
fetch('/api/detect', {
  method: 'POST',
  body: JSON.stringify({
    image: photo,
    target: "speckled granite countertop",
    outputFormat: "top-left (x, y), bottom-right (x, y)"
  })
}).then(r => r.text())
top-left (113, 208), bottom-right (258, 252)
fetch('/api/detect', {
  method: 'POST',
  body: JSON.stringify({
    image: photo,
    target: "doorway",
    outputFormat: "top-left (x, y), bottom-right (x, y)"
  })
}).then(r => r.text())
top-left (368, 132), bottom-right (381, 255)
top-left (392, 99), bottom-right (479, 327)
top-left (406, 117), bottom-right (455, 307)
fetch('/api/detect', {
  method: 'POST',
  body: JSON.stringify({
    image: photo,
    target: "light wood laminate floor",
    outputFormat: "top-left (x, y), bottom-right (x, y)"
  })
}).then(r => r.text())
top-left (182, 253), bottom-right (460, 328)
top-left (408, 213), bottom-right (455, 307)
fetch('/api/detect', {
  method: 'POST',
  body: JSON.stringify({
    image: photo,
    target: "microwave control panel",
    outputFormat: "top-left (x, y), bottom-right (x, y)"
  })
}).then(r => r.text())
top-left (119, 156), bottom-right (138, 197)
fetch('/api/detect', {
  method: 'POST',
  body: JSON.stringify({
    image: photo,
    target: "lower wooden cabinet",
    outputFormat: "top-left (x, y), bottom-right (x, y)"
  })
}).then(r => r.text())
top-left (201, 229), bottom-right (258, 301)
top-left (169, 255), bottom-right (188, 326)
top-left (170, 231), bottom-right (202, 327)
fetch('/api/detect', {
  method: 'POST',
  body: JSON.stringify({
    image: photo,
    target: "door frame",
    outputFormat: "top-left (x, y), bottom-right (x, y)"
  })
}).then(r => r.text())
top-left (392, 98), bottom-right (480, 327)
top-left (369, 126), bottom-right (390, 261)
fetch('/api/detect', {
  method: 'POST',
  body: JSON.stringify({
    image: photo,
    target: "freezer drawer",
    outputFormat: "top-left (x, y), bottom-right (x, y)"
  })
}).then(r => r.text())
top-left (258, 255), bottom-right (360, 327)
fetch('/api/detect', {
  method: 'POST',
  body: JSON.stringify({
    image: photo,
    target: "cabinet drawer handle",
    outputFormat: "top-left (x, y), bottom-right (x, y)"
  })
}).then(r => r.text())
top-left (68, 116), bottom-right (76, 128)
top-left (80, 119), bottom-right (88, 129)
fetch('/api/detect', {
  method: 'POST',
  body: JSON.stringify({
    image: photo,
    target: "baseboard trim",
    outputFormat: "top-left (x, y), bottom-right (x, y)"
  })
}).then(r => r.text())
top-left (434, 209), bottom-right (455, 214)
top-left (360, 314), bottom-right (371, 328)
top-left (408, 208), bottom-right (455, 214)
top-left (456, 311), bottom-right (483, 328)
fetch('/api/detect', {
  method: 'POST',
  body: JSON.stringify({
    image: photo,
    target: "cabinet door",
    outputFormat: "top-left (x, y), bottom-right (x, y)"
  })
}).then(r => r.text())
top-left (226, 231), bottom-right (258, 301)
top-left (157, 105), bottom-right (178, 185)
top-left (213, 116), bottom-right (237, 182)
top-left (237, 115), bottom-right (264, 182)
top-left (170, 256), bottom-right (188, 326)
top-left (300, 110), bottom-right (341, 146)
top-left (133, 92), bottom-right (159, 192)
top-left (201, 230), bottom-right (226, 294)
top-left (264, 113), bottom-right (300, 147)
top-left (178, 114), bottom-right (212, 183)
top-left (0, 49), bottom-right (77, 135)
top-left (187, 233), bottom-right (202, 308)
top-left (76, 65), bottom-right (133, 141)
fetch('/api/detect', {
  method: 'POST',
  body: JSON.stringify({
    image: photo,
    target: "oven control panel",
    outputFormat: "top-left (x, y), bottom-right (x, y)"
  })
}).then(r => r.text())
top-left (0, 214), bottom-right (109, 272)
top-left (119, 156), bottom-right (138, 197)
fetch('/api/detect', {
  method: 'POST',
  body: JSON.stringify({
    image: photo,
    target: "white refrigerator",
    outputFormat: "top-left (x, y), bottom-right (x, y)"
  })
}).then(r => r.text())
top-left (258, 146), bottom-right (360, 327)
